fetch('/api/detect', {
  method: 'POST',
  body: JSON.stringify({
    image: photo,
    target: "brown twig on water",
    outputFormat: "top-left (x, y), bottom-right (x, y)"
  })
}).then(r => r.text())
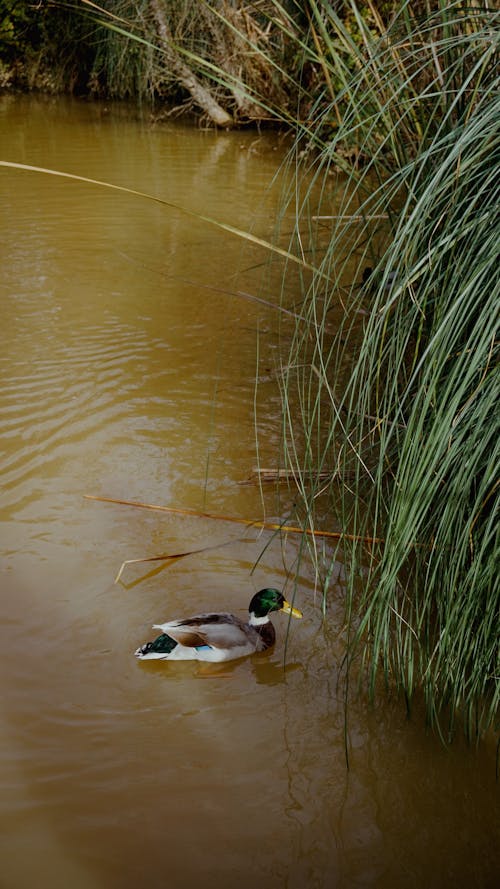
top-left (84, 494), bottom-right (385, 544)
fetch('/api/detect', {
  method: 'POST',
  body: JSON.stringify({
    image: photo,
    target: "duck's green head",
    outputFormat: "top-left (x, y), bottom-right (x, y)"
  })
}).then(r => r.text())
top-left (249, 588), bottom-right (303, 620)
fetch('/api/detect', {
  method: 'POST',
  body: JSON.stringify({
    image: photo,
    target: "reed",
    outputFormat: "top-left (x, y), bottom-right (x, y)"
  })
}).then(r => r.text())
top-left (274, 1), bottom-right (499, 739)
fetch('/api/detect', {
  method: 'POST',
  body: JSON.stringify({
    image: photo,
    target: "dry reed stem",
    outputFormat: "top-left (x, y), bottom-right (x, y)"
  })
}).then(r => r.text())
top-left (0, 162), bottom-right (319, 277)
top-left (84, 494), bottom-right (385, 544)
top-left (114, 539), bottom-right (238, 583)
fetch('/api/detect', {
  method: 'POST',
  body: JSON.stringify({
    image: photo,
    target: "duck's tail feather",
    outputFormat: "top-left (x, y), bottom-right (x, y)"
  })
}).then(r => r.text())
top-left (135, 632), bottom-right (177, 658)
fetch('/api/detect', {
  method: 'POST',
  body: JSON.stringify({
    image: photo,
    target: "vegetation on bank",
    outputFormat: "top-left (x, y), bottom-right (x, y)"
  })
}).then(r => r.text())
top-left (1, 0), bottom-right (304, 120)
top-left (2, 1), bottom-right (498, 741)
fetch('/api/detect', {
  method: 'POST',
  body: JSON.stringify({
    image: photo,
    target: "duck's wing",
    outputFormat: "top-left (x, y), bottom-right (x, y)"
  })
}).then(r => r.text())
top-left (153, 612), bottom-right (262, 652)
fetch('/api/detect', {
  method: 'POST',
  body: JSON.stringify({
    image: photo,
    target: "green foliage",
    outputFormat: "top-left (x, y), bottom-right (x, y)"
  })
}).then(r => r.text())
top-left (0, 1), bottom-right (99, 92)
top-left (0, 0), bottom-right (36, 58)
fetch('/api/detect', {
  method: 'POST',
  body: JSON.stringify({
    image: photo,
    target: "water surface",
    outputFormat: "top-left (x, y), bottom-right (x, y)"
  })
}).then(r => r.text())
top-left (0, 95), bottom-right (498, 889)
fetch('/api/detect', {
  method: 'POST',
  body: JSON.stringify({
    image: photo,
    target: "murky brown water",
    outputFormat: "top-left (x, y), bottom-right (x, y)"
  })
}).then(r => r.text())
top-left (1, 95), bottom-right (498, 889)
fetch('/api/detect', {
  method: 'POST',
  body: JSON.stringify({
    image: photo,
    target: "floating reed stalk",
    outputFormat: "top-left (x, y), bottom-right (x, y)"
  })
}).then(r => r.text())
top-left (83, 494), bottom-right (384, 544)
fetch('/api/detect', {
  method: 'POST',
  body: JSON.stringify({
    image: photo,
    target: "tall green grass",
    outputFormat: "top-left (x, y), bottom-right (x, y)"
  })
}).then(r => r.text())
top-left (274, 1), bottom-right (499, 739)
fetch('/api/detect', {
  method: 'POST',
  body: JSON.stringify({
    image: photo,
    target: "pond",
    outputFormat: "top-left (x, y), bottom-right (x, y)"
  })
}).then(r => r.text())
top-left (0, 94), bottom-right (497, 889)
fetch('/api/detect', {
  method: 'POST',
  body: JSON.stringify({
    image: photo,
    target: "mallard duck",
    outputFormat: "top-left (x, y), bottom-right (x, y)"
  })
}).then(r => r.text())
top-left (134, 588), bottom-right (302, 662)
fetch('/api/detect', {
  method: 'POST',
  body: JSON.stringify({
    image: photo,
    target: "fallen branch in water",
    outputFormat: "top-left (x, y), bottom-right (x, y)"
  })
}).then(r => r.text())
top-left (84, 494), bottom-right (385, 544)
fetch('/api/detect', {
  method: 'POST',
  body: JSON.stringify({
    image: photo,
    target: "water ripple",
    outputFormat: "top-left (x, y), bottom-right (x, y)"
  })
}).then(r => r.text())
top-left (0, 320), bottom-right (177, 511)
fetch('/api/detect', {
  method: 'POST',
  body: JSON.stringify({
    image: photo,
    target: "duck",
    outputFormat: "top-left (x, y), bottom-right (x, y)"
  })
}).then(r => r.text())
top-left (134, 588), bottom-right (302, 662)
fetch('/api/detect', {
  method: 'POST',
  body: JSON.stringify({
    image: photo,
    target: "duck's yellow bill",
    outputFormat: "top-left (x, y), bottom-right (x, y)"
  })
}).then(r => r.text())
top-left (281, 600), bottom-right (303, 618)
